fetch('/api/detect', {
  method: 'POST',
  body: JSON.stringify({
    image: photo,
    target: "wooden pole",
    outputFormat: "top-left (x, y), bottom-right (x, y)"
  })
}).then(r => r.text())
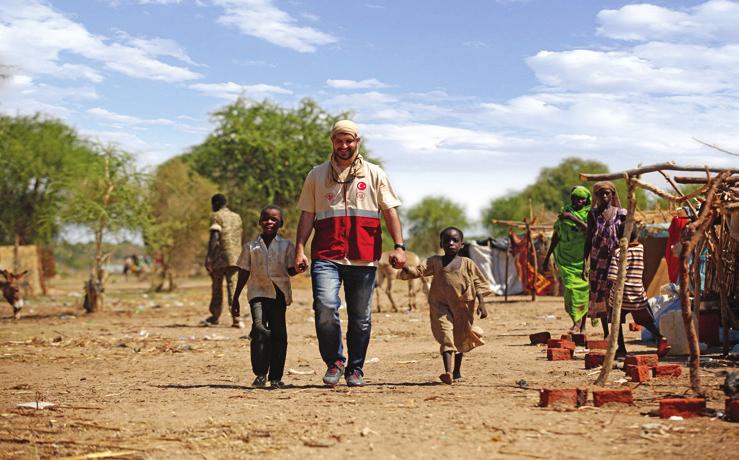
top-left (595, 175), bottom-right (637, 386)
top-left (709, 223), bottom-right (733, 356)
top-left (580, 162), bottom-right (737, 181)
top-left (504, 233), bottom-right (510, 303)
top-left (674, 175), bottom-right (738, 184)
top-left (659, 170), bottom-right (699, 217)
top-left (490, 219), bottom-right (552, 230)
top-left (525, 219), bottom-right (536, 302)
top-left (676, 172), bottom-right (727, 395)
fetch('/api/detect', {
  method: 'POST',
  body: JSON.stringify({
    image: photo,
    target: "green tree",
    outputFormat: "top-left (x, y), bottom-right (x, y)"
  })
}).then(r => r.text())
top-left (185, 97), bottom-right (378, 238)
top-left (145, 158), bottom-right (217, 291)
top-left (482, 157), bottom-right (647, 235)
top-left (0, 114), bottom-right (93, 266)
top-left (64, 145), bottom-right (150, 312)
top-left (405, 196), bottom-right (469, 257)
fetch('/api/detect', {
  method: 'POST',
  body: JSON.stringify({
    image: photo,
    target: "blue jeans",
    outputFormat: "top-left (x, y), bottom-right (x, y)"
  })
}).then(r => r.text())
top-left (311, 259), bottom-right (376, 375)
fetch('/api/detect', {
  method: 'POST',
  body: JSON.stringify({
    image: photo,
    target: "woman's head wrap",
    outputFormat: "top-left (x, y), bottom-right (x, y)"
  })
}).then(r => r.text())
top-left (570, 185), bottom-right (591, 202)
top-left (592, 181), bottom-right (621, 208)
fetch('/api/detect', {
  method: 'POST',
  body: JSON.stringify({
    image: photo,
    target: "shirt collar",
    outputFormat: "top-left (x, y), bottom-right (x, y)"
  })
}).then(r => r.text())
top-left (257, 234), bottom-right (282, 246)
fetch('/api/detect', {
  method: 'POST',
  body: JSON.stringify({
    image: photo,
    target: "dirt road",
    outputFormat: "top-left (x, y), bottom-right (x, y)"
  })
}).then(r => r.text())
top-left (1, 275), bottom-right (736, 459)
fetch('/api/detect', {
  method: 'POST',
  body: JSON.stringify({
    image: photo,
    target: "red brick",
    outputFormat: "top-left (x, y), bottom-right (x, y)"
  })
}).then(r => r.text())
top-left (726, 398), bottom-right (739, 422)
top-left (571, 333), bottom-right (587, 346)
top-left (624, 354), bottom-right (659, 367)
top-left (547, 348), bottom-right (573, 361)
top-left (627, 364), bottom-right (651, 382)
top-left (529, 331), bottom-right (551, 345)
top-left (547, 339), bottom-right (576, 351)
top-left (539, 388), bottom-right (588, 407)
top-left (653, 364), bottom-right (682, 378)
top-left (629, 322), bottom-right (642, 332)
top-left (593, 389), bottom-right (633, 407)
top-left (584, 352), bottom-right (605, 369)
top-left (659, 398), bottom-right (706, 419)
top-left (586, 339), bottom-right (608, 350)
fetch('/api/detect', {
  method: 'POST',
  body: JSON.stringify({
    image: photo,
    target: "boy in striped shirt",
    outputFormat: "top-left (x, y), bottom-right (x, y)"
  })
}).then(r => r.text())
top-left (607, 225), bottom-right (671, 358)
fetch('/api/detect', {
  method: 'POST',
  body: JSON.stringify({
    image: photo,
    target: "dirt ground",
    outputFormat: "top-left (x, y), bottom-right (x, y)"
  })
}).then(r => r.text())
top-left (1, 273), bottom-right (737, 459)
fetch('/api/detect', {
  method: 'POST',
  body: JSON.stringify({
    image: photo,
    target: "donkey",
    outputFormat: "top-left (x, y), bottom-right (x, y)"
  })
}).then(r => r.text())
top-left (375, 251), bottom-right (430, 312)
top-left (1, 269), bottom-right (28, 319)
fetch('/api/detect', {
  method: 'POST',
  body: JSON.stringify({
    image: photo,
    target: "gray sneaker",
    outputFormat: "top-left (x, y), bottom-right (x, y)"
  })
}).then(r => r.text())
top-left (200, 317), bottom-right (218, 327)
top-left (323, 360), bottom-right (344, 386)
top-left (346, 369), bottom-right (365, 387)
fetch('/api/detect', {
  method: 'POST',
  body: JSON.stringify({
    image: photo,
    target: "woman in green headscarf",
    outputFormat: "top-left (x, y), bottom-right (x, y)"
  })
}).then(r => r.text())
top-left (544, 186), bottom-right (592, 333)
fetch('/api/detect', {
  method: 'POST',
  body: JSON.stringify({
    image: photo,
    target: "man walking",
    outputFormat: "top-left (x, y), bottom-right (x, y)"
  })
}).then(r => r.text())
top-left (295, 120), bottom-right (406, 387)
top-left (203, 193), bottom-right (245, 328)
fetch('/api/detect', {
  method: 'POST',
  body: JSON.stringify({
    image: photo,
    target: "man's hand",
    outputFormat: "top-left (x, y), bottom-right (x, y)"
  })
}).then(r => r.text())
top-left (204, 256), bottom-right (213, 274)
top-left (478, 302), bottom-right (488, 319)
top-left (581, 267), bottom-right (588, 281)
top-left (389, 248), bottom-right (406, 269)
top-left (295, 250), bottom-right (309, 273)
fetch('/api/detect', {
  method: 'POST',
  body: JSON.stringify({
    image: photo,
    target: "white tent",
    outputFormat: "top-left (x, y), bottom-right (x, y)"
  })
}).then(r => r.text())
top-left (465, 240), bottom-right (524, 296)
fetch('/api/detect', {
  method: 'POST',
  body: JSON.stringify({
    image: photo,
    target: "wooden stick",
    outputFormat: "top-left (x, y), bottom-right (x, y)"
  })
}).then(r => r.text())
top-left (677, 171), bottom-right (729, 394)
top-left (490, 219), bottom-right (553, 230)
top-left (710, 222), bottom-right (733, 356)
top-left (692, 137), bottom-right (739, 157)
top-left (674, 175), bottom-right (739, 184)
top-left (659, 171), bottom-right (698, 216)
top-left (691, 237), bottom-right (705, 362)
top-left (504, 235), bottom-right (510, 303)
top-left (525, 219), bottom-right (537, 302)
top-left (631, 178), bottom-right (710, 203)
top-left (580, 162), bottom-right (737, 181)
top-left (595, 175), bottom-right (636, 386)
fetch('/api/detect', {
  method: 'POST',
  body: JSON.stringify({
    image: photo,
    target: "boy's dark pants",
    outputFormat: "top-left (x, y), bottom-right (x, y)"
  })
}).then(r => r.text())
top-left (250, 290), bottom-right (287, 381)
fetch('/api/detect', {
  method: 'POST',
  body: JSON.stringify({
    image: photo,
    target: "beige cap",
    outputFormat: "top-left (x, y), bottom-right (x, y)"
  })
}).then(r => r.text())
top-left (331, 119), bottom-right (360, 138)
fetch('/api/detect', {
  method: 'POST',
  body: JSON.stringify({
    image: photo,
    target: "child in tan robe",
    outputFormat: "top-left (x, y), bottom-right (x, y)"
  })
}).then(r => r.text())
top-left (400, 227), bottom-right (492, 384)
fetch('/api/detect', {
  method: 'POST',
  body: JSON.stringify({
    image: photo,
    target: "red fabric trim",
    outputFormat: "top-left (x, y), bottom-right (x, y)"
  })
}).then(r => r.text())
top-left (312, 215), bottom-right (382, 262)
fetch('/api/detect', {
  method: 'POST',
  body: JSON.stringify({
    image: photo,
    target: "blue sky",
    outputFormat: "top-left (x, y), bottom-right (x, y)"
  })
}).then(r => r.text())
top-left (2, 0), bottom-right (738, 227)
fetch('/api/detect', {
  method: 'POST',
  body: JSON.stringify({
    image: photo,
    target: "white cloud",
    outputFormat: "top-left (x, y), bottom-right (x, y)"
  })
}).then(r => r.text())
top-left (213, 0), bottom-right (337, 53)
top-left (527, 49), bottom-right (729, 95)
top-left (87, 107), bottom-right (175, 126)
top-left (232, 58), bottom-right (277, 68)
top-left (326, 78), bottom-right (390, 90)
top-left (0, 73), bottom-right (98, 118)
top-left (82, 129), bottom-right (177, 165)
top-left (190, 81), bottom-right (293, 99)
top-left (138, 0), bottom-right (183, 4)
top-left (463, 41), bottom-right (490, 48)
top-left (597, 0), bottom-right (739, 42)
top-left (0, 0), bottom-right (201, 82)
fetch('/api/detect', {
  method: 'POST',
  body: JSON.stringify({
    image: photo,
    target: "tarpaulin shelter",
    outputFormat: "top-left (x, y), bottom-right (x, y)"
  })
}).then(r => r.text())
top-left (463, 239), bottom-right (524, 296)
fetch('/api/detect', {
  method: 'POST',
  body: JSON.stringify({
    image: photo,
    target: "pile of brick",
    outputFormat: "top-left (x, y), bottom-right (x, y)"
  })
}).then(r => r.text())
top-left (538, 388), bottom-right (634, 408)
top-left (530, 330), bottom-right (735, 422)
top-left (622, 354), bottom-right (682, 383)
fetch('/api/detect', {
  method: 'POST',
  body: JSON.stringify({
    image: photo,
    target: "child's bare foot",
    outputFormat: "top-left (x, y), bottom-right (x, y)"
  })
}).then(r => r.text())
top-left (452, 371), bottom-right (462, 380)
top-left (439, 372), bottom-right (453, 385)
